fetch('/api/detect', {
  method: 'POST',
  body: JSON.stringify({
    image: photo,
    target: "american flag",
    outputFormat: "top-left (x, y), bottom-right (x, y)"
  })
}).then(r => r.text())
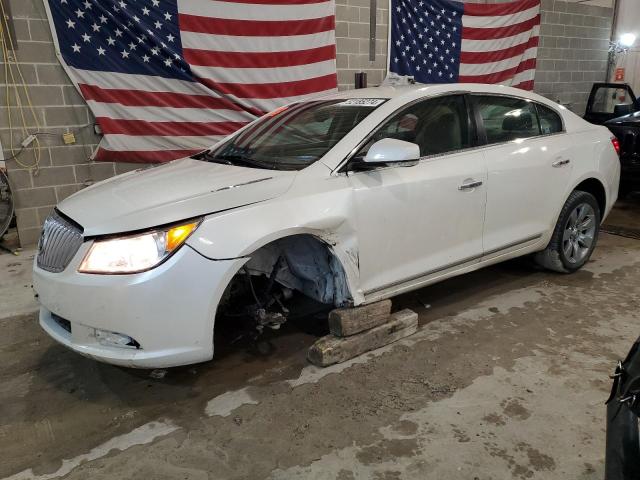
top-left (390, 0), bottom-right (540, 90)
top-left (45, 0), bottom-right (338, 163)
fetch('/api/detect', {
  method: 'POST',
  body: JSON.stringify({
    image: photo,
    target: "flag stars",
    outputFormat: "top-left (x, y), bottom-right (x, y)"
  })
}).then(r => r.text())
top-left (164, 57), bottom-right (172, 67)
top-left (82, 0), bottom-right (91, 8)
top-left (106, 37), bottom-right (115, 46)
top-left (75, 8), bottom-right (84, 18)
top-left (66, 19), bottom-right (75, 28)
top-left (114, 28), bottom-right (123, 37)
top-left (142, 54), bottom-right (150, 63)
top-left (164, 12), bottom-right (172, 21)
top-left (142, 6), bottom-right (150, 15)
top-left (91, 23), bottom-right (100, 32)
top-left (154, 20), bottom-right (163, 29)
top-left (121, 49), bottom-right (129, 58)
top-left (99, 14), bottom-right (107, 24)
top-left (71, 43), bottom-right (80, 52)
top-left (81, 32), bottom-right (91, 42)
top-left (97, 46), bottom-right (105, 55)
top-left (167, 33), bottom-right (175, 42)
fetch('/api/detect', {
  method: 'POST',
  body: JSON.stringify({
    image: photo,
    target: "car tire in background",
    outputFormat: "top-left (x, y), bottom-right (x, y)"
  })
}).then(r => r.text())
top-left (534, 190), bottom-right (601, 273)
top-left (0, 169), bottom-right (14, 239)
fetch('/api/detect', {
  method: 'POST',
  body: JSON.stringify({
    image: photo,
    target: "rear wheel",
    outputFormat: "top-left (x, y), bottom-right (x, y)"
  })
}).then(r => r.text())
top-left (534, 190), bottom-right (600, 273)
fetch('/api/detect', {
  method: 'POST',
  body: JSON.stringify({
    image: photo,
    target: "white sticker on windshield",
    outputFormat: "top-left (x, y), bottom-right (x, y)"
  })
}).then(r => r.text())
top-left (337, 98), bottom-right (386, 107)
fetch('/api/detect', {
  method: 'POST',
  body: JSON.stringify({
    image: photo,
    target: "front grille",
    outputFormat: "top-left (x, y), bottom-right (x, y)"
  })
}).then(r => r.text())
top-left (37, 211), bottom-right (84, 273)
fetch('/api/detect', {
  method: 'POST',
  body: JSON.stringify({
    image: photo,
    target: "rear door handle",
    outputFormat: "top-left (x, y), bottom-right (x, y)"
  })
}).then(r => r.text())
top-left (552, 158), bottom-right (571, 167)
top-left (458, 180), bottom-right (483, 191)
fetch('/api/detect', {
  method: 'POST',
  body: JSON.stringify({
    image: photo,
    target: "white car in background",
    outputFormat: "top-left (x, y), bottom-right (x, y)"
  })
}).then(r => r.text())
top-left (33, 84), bottom-right (620, 368)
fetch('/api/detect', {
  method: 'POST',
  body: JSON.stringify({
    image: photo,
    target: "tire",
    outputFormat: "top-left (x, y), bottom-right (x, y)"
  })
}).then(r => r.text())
top-left (534, 190), bottom-right (601, 273)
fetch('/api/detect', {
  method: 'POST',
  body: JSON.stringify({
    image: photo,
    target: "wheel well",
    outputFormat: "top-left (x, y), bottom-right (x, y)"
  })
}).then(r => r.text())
top-left (574, 178), bottom-right (606, 217)
top-left (223, 234), bottom-right (353, 309)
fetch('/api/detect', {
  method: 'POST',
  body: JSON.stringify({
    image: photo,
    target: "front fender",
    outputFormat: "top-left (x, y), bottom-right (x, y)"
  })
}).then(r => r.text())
top-left (186, 178), bottom-right (365, 304)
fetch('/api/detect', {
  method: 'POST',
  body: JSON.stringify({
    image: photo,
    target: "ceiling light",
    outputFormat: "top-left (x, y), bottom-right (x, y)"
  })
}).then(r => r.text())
top-left (619, 33), bottom-right (636, 48)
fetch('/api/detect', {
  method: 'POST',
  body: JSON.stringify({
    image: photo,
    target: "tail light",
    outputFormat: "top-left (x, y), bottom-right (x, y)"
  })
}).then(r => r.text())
top-left (611, 136), bottom-right (621, 156)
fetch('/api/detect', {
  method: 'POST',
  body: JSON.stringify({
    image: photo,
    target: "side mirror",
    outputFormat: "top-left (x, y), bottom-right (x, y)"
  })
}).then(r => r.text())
top-left (363, 138), bottom-right (421, 164)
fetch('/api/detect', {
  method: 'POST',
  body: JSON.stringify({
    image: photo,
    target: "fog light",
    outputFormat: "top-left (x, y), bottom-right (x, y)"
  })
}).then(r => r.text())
top-left (95, 329), bottom-right (140, 349)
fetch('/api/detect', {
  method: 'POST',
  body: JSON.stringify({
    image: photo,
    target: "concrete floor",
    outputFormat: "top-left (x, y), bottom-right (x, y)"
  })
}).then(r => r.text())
top-left (1, 204), bottom-right (640, 480)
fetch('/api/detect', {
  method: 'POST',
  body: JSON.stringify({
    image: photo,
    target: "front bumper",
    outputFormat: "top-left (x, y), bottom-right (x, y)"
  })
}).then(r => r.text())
top-left (33, 243), bottom-right (246, 368)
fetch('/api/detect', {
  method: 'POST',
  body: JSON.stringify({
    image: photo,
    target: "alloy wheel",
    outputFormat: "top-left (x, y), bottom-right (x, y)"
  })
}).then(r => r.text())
top-left (562, 202), bottom-right (596, 264)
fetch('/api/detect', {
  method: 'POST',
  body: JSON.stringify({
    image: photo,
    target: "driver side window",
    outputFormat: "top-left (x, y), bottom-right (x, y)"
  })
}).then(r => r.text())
top-left (354, 95), bottom-right (471, 160)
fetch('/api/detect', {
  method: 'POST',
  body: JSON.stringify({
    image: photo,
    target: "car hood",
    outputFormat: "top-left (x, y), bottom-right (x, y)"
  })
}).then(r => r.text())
top-left (57, 159), bottom-right (296, 236)
top-left (605, 110), bottom-right (640, 127)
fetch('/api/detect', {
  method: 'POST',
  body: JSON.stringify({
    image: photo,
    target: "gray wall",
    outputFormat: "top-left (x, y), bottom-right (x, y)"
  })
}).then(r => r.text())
top-left (1, 0), bottom-right (615, 246)
top-left (535, 0), bottom-right (614, 115)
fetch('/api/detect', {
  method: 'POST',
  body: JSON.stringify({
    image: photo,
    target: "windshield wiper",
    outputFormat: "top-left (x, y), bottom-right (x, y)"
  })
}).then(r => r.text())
top-left (202, 151), bottom-right (272, 170)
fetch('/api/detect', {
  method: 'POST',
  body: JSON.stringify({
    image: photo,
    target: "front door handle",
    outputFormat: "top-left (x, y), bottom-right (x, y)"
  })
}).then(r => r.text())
top-left (552, 158), bottom-right (571, 168)
top-left (458, 180), bottom-right (483, 191)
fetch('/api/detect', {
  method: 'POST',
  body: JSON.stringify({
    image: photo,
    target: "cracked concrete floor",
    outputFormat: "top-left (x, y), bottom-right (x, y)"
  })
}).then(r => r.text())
top-left (1, 232), bottom-right (640, 480)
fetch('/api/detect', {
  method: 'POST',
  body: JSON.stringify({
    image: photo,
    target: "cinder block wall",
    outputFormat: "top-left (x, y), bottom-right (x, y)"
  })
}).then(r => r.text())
top-left (335, 0), bottom-right (389, 90)
top-left (1, 0), bottom-right (140, 246)
top-left (1, 0), bottom-right (615, 246)
top-left (535, 0), bottom-right (614, 115)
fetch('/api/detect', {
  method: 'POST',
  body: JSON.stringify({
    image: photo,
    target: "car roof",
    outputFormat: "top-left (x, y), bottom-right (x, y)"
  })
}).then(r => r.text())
top-left (320, 83), bottom-right (560, 108)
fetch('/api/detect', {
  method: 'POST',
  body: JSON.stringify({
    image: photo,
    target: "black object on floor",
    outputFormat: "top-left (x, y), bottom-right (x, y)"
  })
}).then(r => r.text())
top-left (605, 337), bottom-right (640, 479)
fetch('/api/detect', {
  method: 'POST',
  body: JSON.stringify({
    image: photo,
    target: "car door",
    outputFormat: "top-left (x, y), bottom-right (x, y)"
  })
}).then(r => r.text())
top-left (473, 95), bottom-right (572, 256)
top-left (345, 94), bottom-right (487, 295)
top-left (584, 83), bottom-right (637, 125)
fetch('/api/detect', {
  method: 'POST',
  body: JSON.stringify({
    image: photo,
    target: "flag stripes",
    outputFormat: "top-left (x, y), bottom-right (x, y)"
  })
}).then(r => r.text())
top-left (46, 0), bottom-right (338, 163)
top-left (459, 0), bottom-right (540, 88)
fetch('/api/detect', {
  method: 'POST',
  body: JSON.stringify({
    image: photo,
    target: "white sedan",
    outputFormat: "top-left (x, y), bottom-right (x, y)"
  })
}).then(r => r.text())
top-left (33, 84), bottom-right (620, 368)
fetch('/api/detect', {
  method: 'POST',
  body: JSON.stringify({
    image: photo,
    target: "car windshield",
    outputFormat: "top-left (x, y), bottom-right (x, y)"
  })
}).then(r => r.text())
top-left (201, 98), bottom-right (386, 171)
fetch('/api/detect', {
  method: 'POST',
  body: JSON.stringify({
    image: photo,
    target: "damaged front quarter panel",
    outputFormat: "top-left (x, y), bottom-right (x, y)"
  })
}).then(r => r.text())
top-left (186, 164), bottom-right (364, 306)
top-left (244, 235), bottom-right (352, 307)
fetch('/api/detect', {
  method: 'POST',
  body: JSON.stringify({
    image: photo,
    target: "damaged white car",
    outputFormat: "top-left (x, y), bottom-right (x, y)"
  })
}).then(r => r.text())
top-left (33, 84), bottom-right (620, 368)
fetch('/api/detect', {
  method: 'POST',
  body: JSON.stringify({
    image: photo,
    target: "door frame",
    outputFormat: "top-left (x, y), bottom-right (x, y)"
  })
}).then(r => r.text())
top-left (333, 91), bottom-right (481, 174)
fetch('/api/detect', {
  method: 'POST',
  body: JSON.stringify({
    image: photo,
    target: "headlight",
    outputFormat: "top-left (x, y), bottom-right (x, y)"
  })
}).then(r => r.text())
top-left (78, 220), bottom-right (201, 274)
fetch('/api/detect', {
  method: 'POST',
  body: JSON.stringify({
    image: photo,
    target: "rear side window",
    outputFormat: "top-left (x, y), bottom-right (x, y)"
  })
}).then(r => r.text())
top-left (536, 104), bottom-right (563, 135)
top-left (475, 96), bottom-right (541, 144)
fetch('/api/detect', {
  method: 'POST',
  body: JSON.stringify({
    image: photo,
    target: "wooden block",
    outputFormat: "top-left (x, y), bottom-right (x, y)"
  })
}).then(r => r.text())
top-left (328, 299), bottom-right (392, 337)
top-left (308, 309), bottom-right (418, 367)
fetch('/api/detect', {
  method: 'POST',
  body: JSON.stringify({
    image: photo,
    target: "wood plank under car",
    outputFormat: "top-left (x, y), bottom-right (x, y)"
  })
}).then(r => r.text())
top-left (328, 299), bottom-right (392, 337)
top-left (308, 309), bottom-right (418, 367)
